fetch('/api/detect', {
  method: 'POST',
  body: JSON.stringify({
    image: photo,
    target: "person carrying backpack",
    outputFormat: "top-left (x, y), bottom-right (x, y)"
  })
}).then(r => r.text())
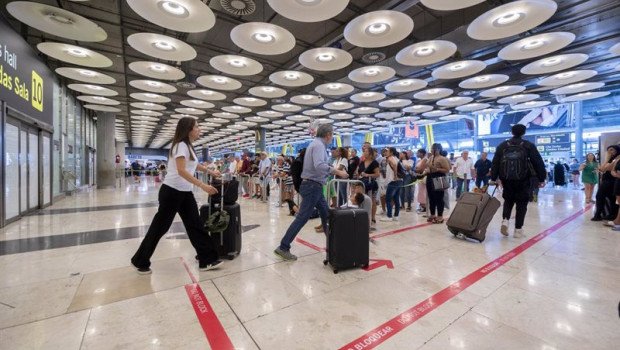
top-left (490, 124), bottom-right (546, 238)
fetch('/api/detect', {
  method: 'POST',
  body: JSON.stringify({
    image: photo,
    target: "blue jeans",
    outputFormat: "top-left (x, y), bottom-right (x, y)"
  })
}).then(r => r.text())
top-left (456, 178), bottom-right (470, 200)
top-left (279, 181), bottom-right (330, 252)
top-left (400, 175), bottom-right (414, 208)
top-left (385, 180), bottom-right (403, 218)
top-left (338, 181), bottom-right (348, 207)
top-left (475, 176), bottom-right (489, 189)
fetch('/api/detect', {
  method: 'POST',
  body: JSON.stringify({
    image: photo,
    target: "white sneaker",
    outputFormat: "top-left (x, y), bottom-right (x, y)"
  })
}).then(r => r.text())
top-left (380, 217), bottom-right (393, 222)
top-left (393, 216), bottom-right (399, 222)
top-left (500, 219), bottom-right (509, 236)
top-left (514, 228), bottom-right (525, 238)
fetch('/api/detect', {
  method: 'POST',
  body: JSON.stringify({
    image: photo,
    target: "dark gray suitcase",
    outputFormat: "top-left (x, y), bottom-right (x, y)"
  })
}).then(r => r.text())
top-left (446, 189), bottom-right (500, 242)
top-left (199, 179), bottom-right (242, 260)
top-left (323, 208), bottom-right (369, 273)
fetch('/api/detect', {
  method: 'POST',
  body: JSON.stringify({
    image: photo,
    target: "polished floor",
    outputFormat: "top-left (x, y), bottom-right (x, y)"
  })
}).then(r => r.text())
top-left (1, 176), bottom-right (618, 350)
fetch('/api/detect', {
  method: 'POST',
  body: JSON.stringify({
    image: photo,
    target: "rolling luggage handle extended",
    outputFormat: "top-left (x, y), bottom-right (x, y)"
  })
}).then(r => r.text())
top-left (207, 178), bottom-right (226, 247)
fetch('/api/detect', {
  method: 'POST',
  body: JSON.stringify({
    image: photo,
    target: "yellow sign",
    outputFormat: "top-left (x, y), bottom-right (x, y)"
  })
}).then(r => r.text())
top-left (31, 70), bottom-right (43, 112)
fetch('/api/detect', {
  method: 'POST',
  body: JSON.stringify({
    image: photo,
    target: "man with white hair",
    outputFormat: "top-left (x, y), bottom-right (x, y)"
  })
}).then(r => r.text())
top-left (453, 150), bottom-right (474, 200)
top-left (274, 124), bottom-right (348, 261)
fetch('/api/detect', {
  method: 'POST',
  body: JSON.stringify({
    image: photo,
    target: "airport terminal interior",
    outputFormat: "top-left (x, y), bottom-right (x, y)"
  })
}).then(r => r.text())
top-left (0, 0), bottom-right (619, 349)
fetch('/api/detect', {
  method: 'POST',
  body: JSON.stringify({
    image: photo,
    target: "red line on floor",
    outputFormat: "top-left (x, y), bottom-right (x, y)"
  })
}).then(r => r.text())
top-left (295, 238), bottom-right (326, 252)
top-left (370, 222), bottom-right (433, 239)
top-left (181, 258), bottom-right (235, 350)
top-left (337, 204), bottom-right (593, 350)
top-left (184, 284), bottom-right (235, 350)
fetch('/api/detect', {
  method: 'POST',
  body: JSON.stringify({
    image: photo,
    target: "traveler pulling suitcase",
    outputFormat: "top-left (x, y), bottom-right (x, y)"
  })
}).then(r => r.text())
top-left (323, 179), bottom-right (369, 274)
top-left (446, 186), bottom-right (500, 242)
top-left (200, 178), bottom-right (242, 260)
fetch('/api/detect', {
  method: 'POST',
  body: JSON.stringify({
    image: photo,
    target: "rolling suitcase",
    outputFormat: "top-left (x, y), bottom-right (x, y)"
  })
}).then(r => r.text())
top-left (446, 187), bottom-right (500, 242)
top-left (200, 180), bottom-right (242, 260)
top-left (323, 208), bottom-right (369, 274)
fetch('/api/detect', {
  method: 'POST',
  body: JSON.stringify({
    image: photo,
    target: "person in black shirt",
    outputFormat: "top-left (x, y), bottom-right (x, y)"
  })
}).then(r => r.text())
top-left (348, 148), bottom-right (360, 180)
top-left (474, 152), bottom-right (492, 189)
top-left (490, 124), bottom-right (546, 238)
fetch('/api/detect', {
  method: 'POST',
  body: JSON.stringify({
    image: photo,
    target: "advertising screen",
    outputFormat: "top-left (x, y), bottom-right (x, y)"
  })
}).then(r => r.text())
top-left (478, 104), bottom-right (572, 136)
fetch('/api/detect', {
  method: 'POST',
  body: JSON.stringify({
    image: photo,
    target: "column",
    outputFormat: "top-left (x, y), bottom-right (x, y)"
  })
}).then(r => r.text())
top-left (343, 134), bottom-right (352, 147)
top-left (574, 101), bottom-right (584, 159)
top-left (96, 112), bottom-right (116, 189)
top-left (255, 128), bottom-right (266, 153)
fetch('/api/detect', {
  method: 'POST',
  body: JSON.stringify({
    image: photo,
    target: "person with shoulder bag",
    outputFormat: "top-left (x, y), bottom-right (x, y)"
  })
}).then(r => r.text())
top-left (423, 144), bottom-right (451, 223)
top-left (399, 151), bottom-right (415, 212)
top-left (380, 147), bottom-right (404, 222)
top-left (357, 147), bottom-right (380, 225)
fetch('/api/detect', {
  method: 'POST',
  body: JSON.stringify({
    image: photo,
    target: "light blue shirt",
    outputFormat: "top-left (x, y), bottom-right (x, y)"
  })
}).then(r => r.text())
top-left (301, 137), bottom-right (332, 185)
top-left (259, 158), bottom-right (271, 178)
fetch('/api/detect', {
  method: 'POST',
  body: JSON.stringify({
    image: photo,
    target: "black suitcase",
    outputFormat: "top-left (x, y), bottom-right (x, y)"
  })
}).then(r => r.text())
top-left (323, 208), bottom-right (369, 274)
top-left (200, 203), bottom-right (241, 260)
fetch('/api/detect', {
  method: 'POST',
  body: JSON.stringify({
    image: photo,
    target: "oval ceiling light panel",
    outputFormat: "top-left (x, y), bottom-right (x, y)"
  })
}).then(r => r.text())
top-left (497, 94), bottom-right (539, 104)
top-left (396, 40), bottom-right (457, 66)
top-left (196, 75), bottom-right (242, 90)
top-left (498, 32), bottom-right (575, 61)
top-left (37, 43), bottom-right (112, 67)
top-left (187, 89), bottom-right (226, 101)
top-left (266, 0), bottom-right (349, 22)
top-left (299, 48), bottom-right (353, 71)
top-left (248, 86), bottom-right (287, 98)
top-left (68, 84), bottom-right (118, 96)
top-left (537, 70), bottom-right (598, 87)
top-left (414, 88), bottom-right (453, 100)
top-left (210, 55), bottom-right (263, 76)
top-left (126, 0), bottom-right (215, 33)
top-left (520, 53), bottom-right (589, 75)
top-left (561, 91), bottom-right (610, 102)
top-left (432, 60), bottom-right (487, 80)
top-left (7, 2), bottom-right (107, 41)
top-left (467, 0), bottom-right (557, 40)
top-left (550, 82), bottom-right (605, 95)
top-left (459, 74), bottom-right (509, 89)
top-left (231, 22), bottom-right (295, 55)
top-left (129, 61), bottom-right (186, 80)
top-left (348, 66), bottom-right (396, 83)
top-left (315, 83), bottom-right (355, 96)
top-left (269, 71), bottom-right (314, 87)
top-left (344, 10), bottom-right (414, 48)
top-left (480, 85), bottom-right (526, 98)
top-left (350, 92), bottom-right (386, 103)
top-left (128, 33), bottom-right (197, 61)
top-left (56, 67), bottom-right (116, 84)
top-left (420, 0), bottom-right (485, 11)
top-left (385, 79), bottom-right (427, 93)
top-left (130, 80), bottom-right (177, 93)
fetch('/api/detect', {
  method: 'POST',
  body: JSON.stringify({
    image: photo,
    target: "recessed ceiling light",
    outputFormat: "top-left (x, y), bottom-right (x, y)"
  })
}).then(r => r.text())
top-left (92, 96), bottom-right (106, 101)
top-left (301, 95), bottom-right (313, 100)
top-left (542, 57), bottom-right (562, 67)
top-left (147, 81), bottom-right (161, 87)
top-left (427, 89), bottom-right (439, 94)
top-left (522, 40), bottom-right (545, 51)
top-left (327, 84), bottom-right (341, 90)
top-left (493, 12), bottom-right (524, 26)
top-left (79, 70), bottom-right (96, 77)
top-left (568, 83), bottom-right (584, 88)
top-left (49, 13), bottom-right (73, 25)
top-left (415, 47), bottom-right (435, 57)
top-left (66, 48), bottom-right (88, 58)
top-left (145, 93), bottom-right (157, 98)
top-left (362, 92), bottom-right (373, 97)
top-left (399, 80), bottom-right (413, 86)
top-left (365, 22), bottom-right (390, 36)
top-left (262, 87), bottom-right (274, 92)
top-left (87, 85), bottom-right (102, 90)
top-left (201, 90), bottom-right (214, 95)
top-left (449, 63), bottom-right (466, 71)
top-left (193, 100), bottom-right (205, 104)
top-left (252, 32), bottom-right (275, 43)
top-left (496, 86), bottom-right (509, 91)
top-left (246, 97), bottom-right (256, 102)
top-left (157, 1), bottom-right (189, 18)
top-left (364, 69), bottom-right (379, 77)
top-left (228, 59), bottom-right (246, 68)
top-left (153, 41), bottom-right (175, 51)
top-left (285, 73), bottom-right (299, 81)
top-left (150, 65), bottom-right (167, 72)
top-left (558, 72), bottom-right (574, 79)
top-left (476, 76), bottom-right (490, 82)
top-left (317, 54), bottom-right (335, 62)
top-left (213, 77), bottom-right (227, 84)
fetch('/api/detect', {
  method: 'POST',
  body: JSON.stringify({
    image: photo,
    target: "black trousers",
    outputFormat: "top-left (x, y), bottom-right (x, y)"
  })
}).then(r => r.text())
top-left (594, 180), bottom-right (618, 219)
top-left (502, 180), bottom-right (530, 229)
top-left (132, 184), bottom-right (218, 268)
top-left (426, 176), bottom-right (445, 216)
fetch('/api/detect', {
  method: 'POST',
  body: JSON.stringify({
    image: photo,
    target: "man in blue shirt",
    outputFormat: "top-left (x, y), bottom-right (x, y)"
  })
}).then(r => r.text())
top-left (274, 124), bottom-right (348, 261)
top-left (474, 152), bottom-right (492, 189)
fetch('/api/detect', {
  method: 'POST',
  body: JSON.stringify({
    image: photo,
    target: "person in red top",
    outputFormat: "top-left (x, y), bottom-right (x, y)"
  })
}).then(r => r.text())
top-left (239, 154), bottom-right (252, 198)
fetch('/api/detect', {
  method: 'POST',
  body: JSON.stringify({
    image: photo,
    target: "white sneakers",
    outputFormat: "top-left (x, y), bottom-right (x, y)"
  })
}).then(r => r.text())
top-left (380, 216), bottom-right (399, 222)
top-left (513, 228), bottom-right (525, 238)
top-left (501, 219), bottom-right (525, 238)
top-left (500, 219), bottom-right (509, 236)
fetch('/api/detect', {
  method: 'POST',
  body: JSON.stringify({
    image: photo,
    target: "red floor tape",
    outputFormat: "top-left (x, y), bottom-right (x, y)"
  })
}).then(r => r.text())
top-left (181, 258), bottom-right (235, 350)
top-left (338, 204), bottom-right (593, 350)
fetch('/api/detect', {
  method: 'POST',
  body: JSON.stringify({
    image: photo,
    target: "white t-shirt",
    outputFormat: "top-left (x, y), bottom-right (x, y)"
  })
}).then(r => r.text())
top-left (454, 157), bottom-right (474, 179)
top-left (163, 142), bottom-right (198, 192)
top-left (259, 158), bottom-right (271, 178)
top-left (228, 160), bottom-right (237, 175)
top-left (333, 157), bottom-right (348, 178)
top-left (401, 159), bottom-right (414, 171)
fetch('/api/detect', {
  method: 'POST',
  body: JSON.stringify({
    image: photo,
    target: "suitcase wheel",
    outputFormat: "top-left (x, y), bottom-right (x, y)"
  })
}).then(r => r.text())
top-left (228, 255), bottom-right (235, 260)
top-left (333, 269), bottom-right (338, 274)
top-left (477, 238), bottom-right (485, 243)
top-left (448, 227), bottom-right (459, 236)
top-left (323, 260), bottom-right (328, 266)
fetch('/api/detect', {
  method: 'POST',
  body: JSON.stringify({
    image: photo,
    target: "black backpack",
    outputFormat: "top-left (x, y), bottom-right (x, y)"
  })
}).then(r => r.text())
top-left (499, 140), bottom-right (529, 181)
top-left (396, 161), bottom-right (407, 179)
top-left (291, 154), bottom-right (304, 192)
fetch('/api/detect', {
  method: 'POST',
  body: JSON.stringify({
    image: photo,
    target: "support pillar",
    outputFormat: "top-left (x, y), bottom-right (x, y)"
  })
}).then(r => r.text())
top-left (96, 112), bottom-right (116, 189)
top-left (574, 101), bottom-right (584, 159)
top-left (343, 134), bottom-right (352, 147)
top-left (255, 128), bottom-right (266, 154)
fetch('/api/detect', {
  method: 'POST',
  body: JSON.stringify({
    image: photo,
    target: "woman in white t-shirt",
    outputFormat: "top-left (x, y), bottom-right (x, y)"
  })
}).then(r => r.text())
top-left (333, 147), bottom-right (349, 207)
top-left (131, 117), bottom-right (224, 275)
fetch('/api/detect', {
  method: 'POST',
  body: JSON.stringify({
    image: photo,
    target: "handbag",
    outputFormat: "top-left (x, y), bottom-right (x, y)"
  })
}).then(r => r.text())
top-left (432, 176), bottom-right (450, 191)
top-left (360, 176), bottom-right (378, 192)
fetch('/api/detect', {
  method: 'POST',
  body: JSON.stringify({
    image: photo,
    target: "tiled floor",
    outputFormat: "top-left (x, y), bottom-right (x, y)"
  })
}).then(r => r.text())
top-left (1, 178), bottom-right (618, 350)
